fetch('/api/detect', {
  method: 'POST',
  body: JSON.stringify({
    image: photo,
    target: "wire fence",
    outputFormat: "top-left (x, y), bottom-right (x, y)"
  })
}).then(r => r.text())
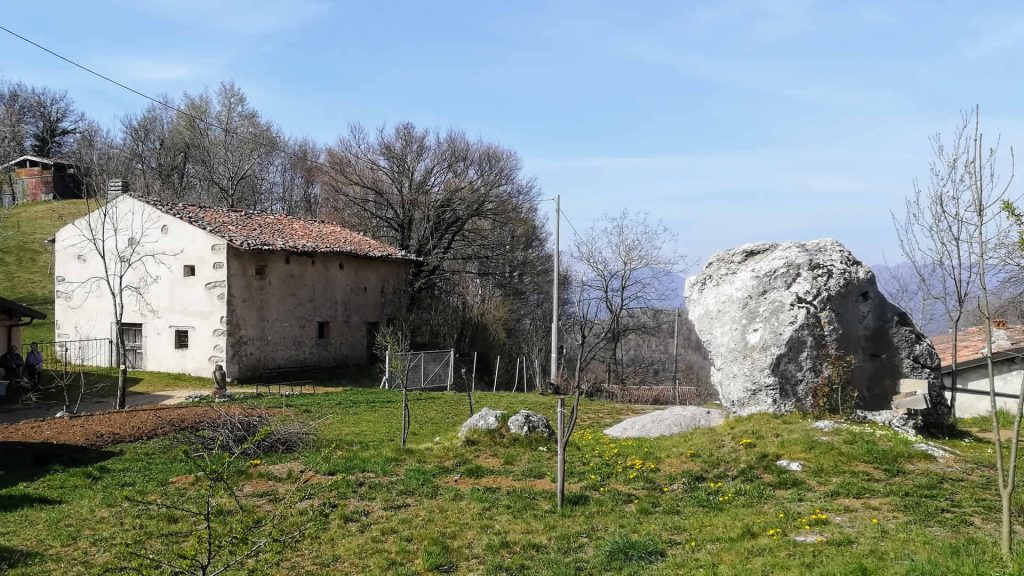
top-left (33, 338), bottom-right (114, 370)
top-left (380, 349), bottom-right (454, 390)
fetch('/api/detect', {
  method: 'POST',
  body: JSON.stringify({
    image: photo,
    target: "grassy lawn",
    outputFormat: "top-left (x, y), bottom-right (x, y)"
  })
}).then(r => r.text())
top-left (0, 200), bottom-right (90, 344)
top-left (2, 389), bottom-right (1023, 575)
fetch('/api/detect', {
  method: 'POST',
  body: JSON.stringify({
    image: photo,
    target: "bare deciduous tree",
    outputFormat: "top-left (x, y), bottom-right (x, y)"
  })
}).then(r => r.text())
top-left (960, 106), bottom-right (1018, 556)
top-left (322, 122), bottom-right (539, 298)
top-left (571, 210), bottom-right (686, 385)
top-left (26, 86), bottom-right (85, 158)
top-left (63, 130), bottom-right (179, 409)
top-left (893, 118), bottom-right (980, 416)
top-left (178, 82), bottom-right (282, 210)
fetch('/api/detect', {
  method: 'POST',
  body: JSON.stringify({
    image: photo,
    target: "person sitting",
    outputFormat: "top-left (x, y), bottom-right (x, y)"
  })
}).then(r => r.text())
top-left (24, 342), bottom-right (43, 390)
top-left (0, 345), bottom-right (23, 382)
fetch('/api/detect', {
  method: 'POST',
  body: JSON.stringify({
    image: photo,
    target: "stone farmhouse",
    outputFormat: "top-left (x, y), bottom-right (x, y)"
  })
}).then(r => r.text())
top-left (932, 321), bottom-right (1024, 417)
top-left (53, 195), bottom-right (413, 379)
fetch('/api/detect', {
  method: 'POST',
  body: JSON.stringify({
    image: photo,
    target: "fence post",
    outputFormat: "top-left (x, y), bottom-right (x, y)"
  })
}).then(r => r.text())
top-left (493, 355), bottom-right (500, 392)
top-left (556, 396), bottom-right (565, 509)
top-left (447, 349), bottom-right (454, 392)
top-left (513, 357), bottom-right (520, 393)
top-left (421, 353), bottom-right (425, 390)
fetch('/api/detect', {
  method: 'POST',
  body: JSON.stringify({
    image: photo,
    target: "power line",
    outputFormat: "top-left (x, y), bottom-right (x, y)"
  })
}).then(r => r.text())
top-left (558, 205), bottom-right (584, 242)
top-left (0, 23), bottom-right (333, 172)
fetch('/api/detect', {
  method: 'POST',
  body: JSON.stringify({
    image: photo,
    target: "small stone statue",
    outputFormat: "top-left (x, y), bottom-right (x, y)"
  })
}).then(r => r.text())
top-left (212, 364), bottom-right (229, 399)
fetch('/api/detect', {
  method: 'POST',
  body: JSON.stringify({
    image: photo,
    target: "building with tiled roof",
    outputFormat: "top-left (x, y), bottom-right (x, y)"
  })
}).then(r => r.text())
top-left (930, 321), bottom-right (1024, 417)
top-left (53, 195), bottom-right (412, 379)
top-left (0, 155), bottom-right (84, 206)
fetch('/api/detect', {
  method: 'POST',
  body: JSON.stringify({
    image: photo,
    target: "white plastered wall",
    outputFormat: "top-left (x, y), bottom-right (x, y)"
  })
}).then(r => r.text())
top-left (53, 195), bottom-right (228, 377)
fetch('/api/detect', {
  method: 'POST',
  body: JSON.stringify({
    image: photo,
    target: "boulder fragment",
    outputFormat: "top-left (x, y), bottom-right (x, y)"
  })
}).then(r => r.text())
top-left (458, 407), bottom-right (506, 437)
top-left (506, 410), bottom-right (553, 437)
top-left (604, 406), bottom-right (726, 438)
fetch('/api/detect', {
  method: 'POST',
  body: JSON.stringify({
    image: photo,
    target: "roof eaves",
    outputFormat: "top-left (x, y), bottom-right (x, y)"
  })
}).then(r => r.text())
top-left (0, 296), bottom-right (47, 320)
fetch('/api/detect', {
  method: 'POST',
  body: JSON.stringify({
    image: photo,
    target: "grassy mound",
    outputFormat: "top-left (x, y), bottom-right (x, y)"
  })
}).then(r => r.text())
top-left (0, 389), bottom-right (1018, 575)
top-left (0, 200), bottom-right (89, 344)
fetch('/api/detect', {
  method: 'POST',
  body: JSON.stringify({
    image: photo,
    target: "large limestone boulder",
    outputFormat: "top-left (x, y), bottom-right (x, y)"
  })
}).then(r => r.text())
top-left (684, 239), bottom-right (948, 425)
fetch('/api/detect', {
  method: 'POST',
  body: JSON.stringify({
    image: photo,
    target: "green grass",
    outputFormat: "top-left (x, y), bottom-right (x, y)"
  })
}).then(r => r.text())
top-left (2, 389), bottom-right (1023, 575)
top-left (960, 409), bottom-right (1019, 431)
top-left (0, 200), bottom-right (89, 344)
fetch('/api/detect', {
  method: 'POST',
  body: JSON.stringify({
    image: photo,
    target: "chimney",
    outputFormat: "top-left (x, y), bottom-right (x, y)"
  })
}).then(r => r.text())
top-left (994, 319), bottom-right (1008, 329)
top-left (107, 179), bottom-right (129, 197)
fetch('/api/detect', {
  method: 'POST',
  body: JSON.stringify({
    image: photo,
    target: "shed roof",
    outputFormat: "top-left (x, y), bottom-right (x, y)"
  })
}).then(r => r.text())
top-left (0, 155), bottom-right (71, 170)
top-left (931, 324), bottom-right (1024, 371)
top-left (0, 297), bottom-right (46, 320)
top-left (143, 198), bottom-right (413, 260)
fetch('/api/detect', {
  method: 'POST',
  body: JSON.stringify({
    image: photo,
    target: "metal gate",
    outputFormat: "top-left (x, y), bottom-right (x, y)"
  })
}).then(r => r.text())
top-left (380, 349), bottom-right (454, 391)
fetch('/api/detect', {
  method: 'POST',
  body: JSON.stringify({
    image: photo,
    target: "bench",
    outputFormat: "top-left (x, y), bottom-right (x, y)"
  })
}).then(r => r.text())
top-left (258, 366), bottom-right (317, 395)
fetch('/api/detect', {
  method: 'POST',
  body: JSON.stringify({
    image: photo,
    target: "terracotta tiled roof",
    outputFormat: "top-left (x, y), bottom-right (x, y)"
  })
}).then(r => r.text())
top-left (931, 324), bottom-right (1024, 369)
top-left (144, 198), bottom-right (413, 260)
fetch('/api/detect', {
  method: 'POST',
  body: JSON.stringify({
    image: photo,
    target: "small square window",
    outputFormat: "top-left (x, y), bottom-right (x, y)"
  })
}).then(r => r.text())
top-left (174, 329), bottom-right (189, 350)
top-left (255, 264), bottom-right (268, 280)
top-left (183, 264), bottom-right (196, 277)
top-left (317, 321), bottom-right (330, 340)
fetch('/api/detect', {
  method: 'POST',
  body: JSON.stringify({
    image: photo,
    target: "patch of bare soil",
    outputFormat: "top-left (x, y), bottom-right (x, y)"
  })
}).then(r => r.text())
top-left (0, 404), bottom-right (276, 448)
top-left (971, 429), bottom-right (1014, 442)
top-left (238, 462), bottom-right (333, 498)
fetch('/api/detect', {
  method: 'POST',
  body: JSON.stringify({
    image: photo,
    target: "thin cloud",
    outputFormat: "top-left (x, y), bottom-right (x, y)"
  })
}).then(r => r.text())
top-left (132, 0), bottom-right (329, 35)
top-left (963, 17), bottom-right (1024, 58)
top-left (101, 56), bottom-right (207, 82)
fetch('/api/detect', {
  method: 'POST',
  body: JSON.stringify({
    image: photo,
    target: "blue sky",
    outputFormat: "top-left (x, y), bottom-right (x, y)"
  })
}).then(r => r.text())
top-left (2, 0), bottom-right (1023, 268)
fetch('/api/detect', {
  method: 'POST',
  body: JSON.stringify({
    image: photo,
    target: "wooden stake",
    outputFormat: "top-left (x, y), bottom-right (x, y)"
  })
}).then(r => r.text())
top-left (493, 355), bottom-right (500, 392)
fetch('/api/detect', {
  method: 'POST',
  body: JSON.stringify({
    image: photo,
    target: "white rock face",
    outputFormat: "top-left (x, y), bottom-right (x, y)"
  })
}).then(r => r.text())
top-left (604, 406), bottom-right (726, 438)
top-left (458, 407), bottom-right (506, 437)
top-left (506, 410), bottom-right (553, 437)
top-left (685, 239), bottom-right (948, 425)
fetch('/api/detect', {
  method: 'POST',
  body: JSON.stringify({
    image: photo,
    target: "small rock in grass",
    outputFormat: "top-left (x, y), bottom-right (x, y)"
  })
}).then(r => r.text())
top-left (506, 410), bottom-right (553, 437)
top-left (458, 407), bottom-right (506, 437)
top-left (776, 459), bottom-right (803, 472)
top-left (811, 420), bottom-right (841, 431)
top-left (912, 442), bottom-right (954, 461)
top-left (793, 533), bottom-right (828, 543)
top-left (853, 409), bottom-right (918, 438)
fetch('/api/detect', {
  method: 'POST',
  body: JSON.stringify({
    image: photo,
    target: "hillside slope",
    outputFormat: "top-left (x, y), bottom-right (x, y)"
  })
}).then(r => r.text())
top-left (0, 200), bottom-right (89, 343)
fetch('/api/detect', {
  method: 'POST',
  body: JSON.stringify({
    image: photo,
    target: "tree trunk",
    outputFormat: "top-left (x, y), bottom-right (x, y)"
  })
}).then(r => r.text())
top-left (949, 321), bottom-right (960, 419)
top-left (115, 327), bottom-right (127, 410)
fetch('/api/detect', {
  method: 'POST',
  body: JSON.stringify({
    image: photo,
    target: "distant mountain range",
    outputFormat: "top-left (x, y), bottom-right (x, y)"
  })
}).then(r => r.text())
top-left (871, 262), bottom-right (950, 337)
top-left (643, 262), bottom-right (954, 337)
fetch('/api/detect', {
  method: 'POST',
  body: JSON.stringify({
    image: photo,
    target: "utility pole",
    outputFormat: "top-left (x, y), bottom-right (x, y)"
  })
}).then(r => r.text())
top-left (550, 195), bottom-right (560, 391)
top-left (672, 306), bottom-right (680, 405)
